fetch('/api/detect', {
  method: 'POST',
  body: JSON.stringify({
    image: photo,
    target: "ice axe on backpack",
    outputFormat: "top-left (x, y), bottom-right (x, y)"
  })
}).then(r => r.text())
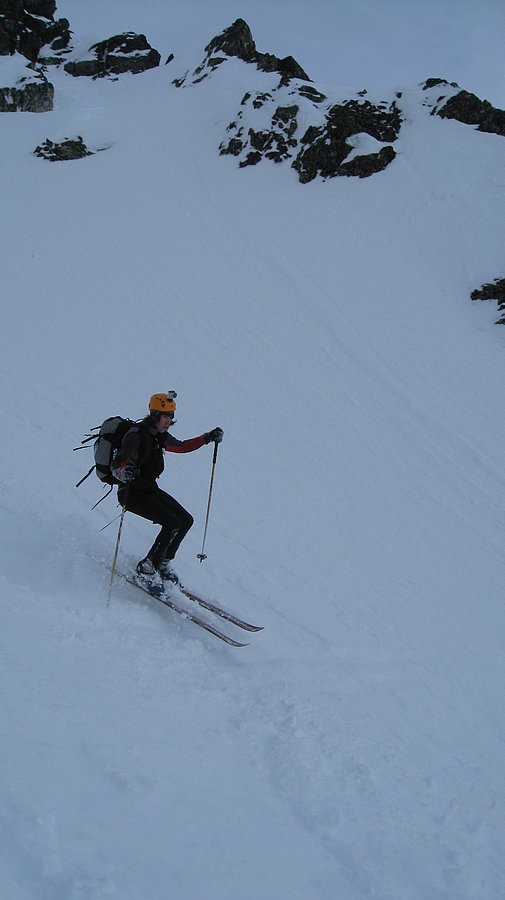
top-left (197, 441), bottom-right (219, 562)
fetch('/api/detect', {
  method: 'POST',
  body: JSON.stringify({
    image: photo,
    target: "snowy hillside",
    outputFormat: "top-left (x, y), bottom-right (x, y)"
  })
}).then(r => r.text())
top-left (1, 2), bottom-right (505, 898)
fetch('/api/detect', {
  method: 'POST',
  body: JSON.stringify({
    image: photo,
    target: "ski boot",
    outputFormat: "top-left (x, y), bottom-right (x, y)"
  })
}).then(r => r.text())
top-left (134, 557), bottom-right (164, 597)
top-left (159, 558), bottom-right (182, 588)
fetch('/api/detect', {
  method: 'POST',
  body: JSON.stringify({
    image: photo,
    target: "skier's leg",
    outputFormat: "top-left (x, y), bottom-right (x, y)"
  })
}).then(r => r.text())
top-left (119, 487), bottom-right (183, 570)
top-left (155, 491), bottom-right (194, 561)
top-left (148, 490), bottom-right (194, 569)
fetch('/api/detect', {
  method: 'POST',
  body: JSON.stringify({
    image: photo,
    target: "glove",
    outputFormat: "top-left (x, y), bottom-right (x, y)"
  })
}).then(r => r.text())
top-left (112, 460), bottom-right (138, 484)
top-left (207, 427), bottom-right (224, 444)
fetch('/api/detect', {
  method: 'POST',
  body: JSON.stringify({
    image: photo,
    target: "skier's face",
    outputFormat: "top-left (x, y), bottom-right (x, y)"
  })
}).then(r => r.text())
top-left (156, 413), bottom-right (174, 433)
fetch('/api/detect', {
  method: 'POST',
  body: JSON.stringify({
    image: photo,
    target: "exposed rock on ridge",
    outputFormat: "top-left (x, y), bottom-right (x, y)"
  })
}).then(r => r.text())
top-left (438, 90), bottom-right (505, 137)
top-left (174, 18), bottom-right (310, 88)
top-left (422, 78), bottom-right (505, 137)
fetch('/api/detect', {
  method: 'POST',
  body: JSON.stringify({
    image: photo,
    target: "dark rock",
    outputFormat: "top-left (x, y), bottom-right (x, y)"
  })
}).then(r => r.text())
top-left (239, 150), bottom-right (262, 168)
top-left (64, 32), bottom-right (161, 78)
top-left (17, 27), bottom-right (39, 60)
top-left (273, 104), bottom-right (298, 127)
top-left (24, 0), bottom-right (56, 19)
top-left (293, 125), bottom-right (349, 182)
top-left (220, 96), bottom-right (301, 166)
top-left (205, 17), bottom-right (256, 60)
top-left (220, 135), bottom-right (245, 157)
top-left (0, 0), bottom-right (24, 20)
top-left (293, 98), bottom-right (401, 182)
top-left (24, 0), bottom-right (56, 16)
top-left (178, 18), bottom-right (310, 87)
top-left (471, 277), bottom-right (505, 323)
top-left (64, 58), bottom-right (101, 78)
top-left (35, 17), bottom-right (70, 63)
top-left (242, 105), bottom-right (299, 164)
top-left (328, 99), bottom-right (401, 142)
top-left (34, 135), bottom-right (93, 160)
top-left (92, 32), bottom-right (160, 74)
top-left (297, 85), bottom-right (327, 104)
top-left (0, 64), bottom-right (53, 110)
top-left (255, 52), bottom-right (309, 85)
top-left (422, 77), bottom-right (460, 91)
top-left (340, 146), bottom-right (396, 178)
top-left (437, 89), bottom-right (505, 137)
top-left (0, 0), bottom-right (71, 62)
top-left (220, 85), bottom-right (401, 182)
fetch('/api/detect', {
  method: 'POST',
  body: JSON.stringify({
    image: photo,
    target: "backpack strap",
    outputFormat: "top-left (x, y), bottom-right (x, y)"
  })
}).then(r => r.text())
top-left (75, 464), bottom-right (96, 488)
top-left (122, 422), bottom-right (153, 468)
top-left (91, 485), bottom-right (114, 509)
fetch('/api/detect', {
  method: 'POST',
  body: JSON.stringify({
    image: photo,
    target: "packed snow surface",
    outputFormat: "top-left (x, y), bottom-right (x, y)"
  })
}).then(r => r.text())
top-left (1, 2), bottom-right (505, 898)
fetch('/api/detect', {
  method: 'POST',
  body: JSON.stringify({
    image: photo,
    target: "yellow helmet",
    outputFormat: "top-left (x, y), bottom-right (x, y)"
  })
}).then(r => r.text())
top-left (149, 391), bottom-right (177, 414)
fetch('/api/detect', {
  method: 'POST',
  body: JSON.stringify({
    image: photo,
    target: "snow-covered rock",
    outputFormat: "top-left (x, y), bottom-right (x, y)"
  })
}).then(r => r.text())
top-left (220, 83), bottom-right (401, 181)
top-left (0, 53), bottom-right (53, 110)
top-left (63, 32), bottom-right (161, 79)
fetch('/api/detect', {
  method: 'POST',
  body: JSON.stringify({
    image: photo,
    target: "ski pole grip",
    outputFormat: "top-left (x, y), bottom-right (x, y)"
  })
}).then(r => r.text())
top-left (212, 442), bottom-right (219, 464)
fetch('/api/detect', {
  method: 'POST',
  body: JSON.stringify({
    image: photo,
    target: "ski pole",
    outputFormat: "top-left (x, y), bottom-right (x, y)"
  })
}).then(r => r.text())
top-left (108, 500), bottom-right (127, 605)
top-left (197, 441), bottom-right (219, 562)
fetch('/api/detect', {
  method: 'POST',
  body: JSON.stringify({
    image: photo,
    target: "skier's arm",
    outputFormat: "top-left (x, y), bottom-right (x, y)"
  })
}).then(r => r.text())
top-left (164, 428), bottom-right (223, 454)
top-left (164, 434), bottom-right (208, 454)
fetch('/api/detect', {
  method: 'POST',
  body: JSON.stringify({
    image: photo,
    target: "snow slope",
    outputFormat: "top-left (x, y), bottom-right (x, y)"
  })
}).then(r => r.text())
top-left (1, 4), bottom-right (505, 898)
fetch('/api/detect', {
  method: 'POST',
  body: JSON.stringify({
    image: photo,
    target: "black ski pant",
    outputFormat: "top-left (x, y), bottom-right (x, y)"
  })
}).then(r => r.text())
top-left (118, 483), bottom-right (194, 568)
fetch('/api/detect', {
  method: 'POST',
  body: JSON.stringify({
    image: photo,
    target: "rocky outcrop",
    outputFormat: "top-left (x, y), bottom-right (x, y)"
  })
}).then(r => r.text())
top-left (34, 135), bottom-right (93, 160)
top-left (221, 93), bottom-right (301, 166)
top-left (438, 90), bottom-right (505, 137)
top-left (206, 18), bottom-right (309, 82)
top-left (422, 78), bottom-right (505, 138)
top-left (0, 0), bottom-right (71, 63)
top-left (64, 32), bottom-right (160, 78)
top-left (471, 278), bottom-right (505, 324)
top-left (220, 85), bottom-right (401, 182)
top-left (174, 18), bottom-right (309, 88)
top-left (0, 59), bottom-right (53, 110)
top-left (294, 98), bottom-right (400, 182)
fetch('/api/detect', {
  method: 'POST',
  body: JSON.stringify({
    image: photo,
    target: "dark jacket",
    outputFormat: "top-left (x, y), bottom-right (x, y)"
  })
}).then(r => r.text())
top-left (116, 417), bottom-right (208, 492)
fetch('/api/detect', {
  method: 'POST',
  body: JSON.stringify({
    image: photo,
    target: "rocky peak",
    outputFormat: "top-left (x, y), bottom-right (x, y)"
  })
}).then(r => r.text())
top-left (205, 17), bottom-right (256, 61)
top-left (175, 18), bottom-right (310, 88)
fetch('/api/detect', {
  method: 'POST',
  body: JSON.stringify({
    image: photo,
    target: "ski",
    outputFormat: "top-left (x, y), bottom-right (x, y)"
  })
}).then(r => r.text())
top-left (122, 576), bottom-right (249, 647)
top-left (178, 586), bottom-right (264, 633)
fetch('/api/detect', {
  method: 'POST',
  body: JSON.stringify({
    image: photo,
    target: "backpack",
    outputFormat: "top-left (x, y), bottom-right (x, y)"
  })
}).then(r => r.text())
top-left (74, 416), bottom-right (138, 489)
top-left (94, 417), bottom-right (138, 484)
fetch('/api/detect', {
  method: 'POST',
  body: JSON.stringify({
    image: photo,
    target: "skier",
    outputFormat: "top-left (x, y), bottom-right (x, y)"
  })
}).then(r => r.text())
top-left (111, 391), bottom-right (223, 587)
